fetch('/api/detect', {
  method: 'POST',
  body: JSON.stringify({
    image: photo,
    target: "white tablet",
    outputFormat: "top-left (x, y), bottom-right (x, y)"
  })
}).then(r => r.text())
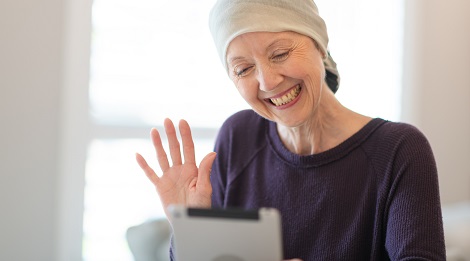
top-left (168, 205), bottom-right (283, 261)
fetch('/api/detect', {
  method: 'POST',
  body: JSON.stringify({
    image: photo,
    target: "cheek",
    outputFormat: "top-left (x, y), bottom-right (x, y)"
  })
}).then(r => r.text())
top-left (289, 57), bottom-right (325, 87)
top-left (305, 71), bottom-right (325, 99)
top-left (292, 61), bottom-right (324, 103)
top-left (233, 79), bottom-right (258, 102)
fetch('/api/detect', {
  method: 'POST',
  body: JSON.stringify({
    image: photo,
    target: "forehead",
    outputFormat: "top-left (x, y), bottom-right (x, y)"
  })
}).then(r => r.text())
top-left (226, 31), bottom-right (310, 62)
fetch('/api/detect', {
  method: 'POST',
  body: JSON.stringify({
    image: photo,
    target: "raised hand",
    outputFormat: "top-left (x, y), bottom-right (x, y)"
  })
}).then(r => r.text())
top-left (135, 118), bottom-right (216, 220)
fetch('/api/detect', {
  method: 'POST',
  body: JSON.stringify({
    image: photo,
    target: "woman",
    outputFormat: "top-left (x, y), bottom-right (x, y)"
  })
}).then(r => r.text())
top-left (136, 0), bottom-right (446, 260)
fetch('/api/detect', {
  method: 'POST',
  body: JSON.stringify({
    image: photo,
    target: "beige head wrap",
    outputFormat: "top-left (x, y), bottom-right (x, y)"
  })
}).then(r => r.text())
top-left (208, 0), bottom-right (340, 93)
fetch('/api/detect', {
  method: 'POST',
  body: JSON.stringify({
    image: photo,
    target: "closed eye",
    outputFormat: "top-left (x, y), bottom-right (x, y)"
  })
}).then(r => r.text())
top-left (271, 51), bottom-right (290, 62)
top-left (235, 65), bottom-right (255, 77)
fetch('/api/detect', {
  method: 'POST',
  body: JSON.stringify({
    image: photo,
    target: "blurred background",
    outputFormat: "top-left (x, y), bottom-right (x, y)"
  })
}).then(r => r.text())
top-left (1, 0), bottom-right (469, 260)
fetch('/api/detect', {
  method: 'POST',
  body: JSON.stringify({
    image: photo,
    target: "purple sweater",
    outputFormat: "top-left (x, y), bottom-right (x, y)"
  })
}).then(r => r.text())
top-left (207, 109), bottom-right (445, 261)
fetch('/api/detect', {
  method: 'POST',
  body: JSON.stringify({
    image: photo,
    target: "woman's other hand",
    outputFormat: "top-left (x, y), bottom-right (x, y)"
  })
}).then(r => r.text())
top-left (135, 118), bottom-right (216, 220)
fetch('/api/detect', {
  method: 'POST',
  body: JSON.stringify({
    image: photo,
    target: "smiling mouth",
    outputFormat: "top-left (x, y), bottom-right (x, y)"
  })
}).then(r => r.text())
top-left (270, 85), bottom-right (301, 106)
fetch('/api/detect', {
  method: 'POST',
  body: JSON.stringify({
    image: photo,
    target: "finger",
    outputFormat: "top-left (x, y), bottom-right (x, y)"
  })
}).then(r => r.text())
top-left (197, 152), bottom-right (217, 192)
top-left (164, 118), bottom-right (182, 166)
top-left (150, 128), bottom-right (170, 172)
top-left (179, 119), bottom-right (196, 164)
top-left (135, 153), bottom-right (160, 186)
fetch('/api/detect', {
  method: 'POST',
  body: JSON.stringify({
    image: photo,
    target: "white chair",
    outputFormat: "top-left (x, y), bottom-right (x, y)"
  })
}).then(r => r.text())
top-left (126, 218), bottom-right (172, 261)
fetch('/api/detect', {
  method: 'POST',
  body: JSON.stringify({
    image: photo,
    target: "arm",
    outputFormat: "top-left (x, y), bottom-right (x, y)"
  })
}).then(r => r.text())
top-left (210, 123), bottom-right (230, 209)
top-left (385, 129), bottom-right (446, 260)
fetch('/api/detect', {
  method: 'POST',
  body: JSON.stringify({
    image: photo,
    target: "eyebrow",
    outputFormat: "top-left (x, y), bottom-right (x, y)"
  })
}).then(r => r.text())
top-left (227, 56), bottom-right (245, 65)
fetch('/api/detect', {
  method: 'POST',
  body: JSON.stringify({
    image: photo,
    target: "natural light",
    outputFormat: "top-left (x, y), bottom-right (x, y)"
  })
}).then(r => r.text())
top-left (82, 0), bottom-right (404, 260)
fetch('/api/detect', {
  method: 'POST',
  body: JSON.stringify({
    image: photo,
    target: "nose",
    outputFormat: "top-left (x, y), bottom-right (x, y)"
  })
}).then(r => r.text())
top-left (256, 64), bottom-right (283, 92)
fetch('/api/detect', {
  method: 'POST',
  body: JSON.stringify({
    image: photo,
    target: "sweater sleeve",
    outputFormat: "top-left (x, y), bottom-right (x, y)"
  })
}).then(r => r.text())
top-left (210, 113), bottom-right (233, 208)
top-left (209, 109), bottom-right (265, 209)
top-left (384, 126), bottom-right (446, 260)
top-left (169, 234), bottom-right (175, 261)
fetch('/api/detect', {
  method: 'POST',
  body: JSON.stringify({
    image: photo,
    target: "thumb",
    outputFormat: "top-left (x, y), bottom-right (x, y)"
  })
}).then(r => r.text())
top-left (197, 152), bottom-right (217, 190)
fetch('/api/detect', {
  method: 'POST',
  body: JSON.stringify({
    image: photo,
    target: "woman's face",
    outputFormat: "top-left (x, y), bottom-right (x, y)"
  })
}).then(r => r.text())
top-left (226, 31), bottom-right (326, 127)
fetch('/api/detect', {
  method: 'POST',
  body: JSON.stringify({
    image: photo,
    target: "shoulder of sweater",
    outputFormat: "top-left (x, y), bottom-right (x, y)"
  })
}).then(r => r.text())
top-left (362, 119), bottom-right (435, 165)
top-left (215, 109), bottom-right (270, 166)
top-left (372, 119), bottom-right (431, 146)
top-left (221, 109), bottom-right (264, 127)
top-left (218, 109), bottom-right (268, 139)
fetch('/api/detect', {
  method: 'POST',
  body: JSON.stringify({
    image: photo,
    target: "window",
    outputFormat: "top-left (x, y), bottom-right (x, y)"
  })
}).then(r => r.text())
top-left (82, 0), bottom-right (403, 260)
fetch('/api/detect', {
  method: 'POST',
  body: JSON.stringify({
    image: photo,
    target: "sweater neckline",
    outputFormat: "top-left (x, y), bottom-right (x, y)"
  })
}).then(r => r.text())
top-left (266, 118), bottom-right (386, 168)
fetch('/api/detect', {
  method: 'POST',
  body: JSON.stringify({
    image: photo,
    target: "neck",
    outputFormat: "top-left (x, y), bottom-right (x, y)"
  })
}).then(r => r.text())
top-left (276, 91), bottom-right (371, 155)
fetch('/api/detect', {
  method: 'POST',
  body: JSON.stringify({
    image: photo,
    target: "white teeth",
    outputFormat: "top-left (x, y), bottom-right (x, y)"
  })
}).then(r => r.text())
top-left (270, 85), bottom-right (301, 106)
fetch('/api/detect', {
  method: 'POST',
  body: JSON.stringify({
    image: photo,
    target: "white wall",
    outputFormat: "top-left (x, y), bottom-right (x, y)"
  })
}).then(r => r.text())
top-left (0, 0), bottom-right (90, 260)
top-left (0, 0), bottom-right (469, 260)
top-left (0, 0), bottom-right (63, 260)
top-left (402, 0), bottom-right (470, 204)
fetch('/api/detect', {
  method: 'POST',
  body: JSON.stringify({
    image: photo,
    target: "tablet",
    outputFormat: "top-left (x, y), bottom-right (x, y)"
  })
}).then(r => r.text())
top-left (168, 205), bottom-right (283, 261)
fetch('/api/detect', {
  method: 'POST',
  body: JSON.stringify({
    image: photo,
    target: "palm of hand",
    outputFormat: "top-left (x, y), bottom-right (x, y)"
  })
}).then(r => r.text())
top-left (158, 162), bottom-right (211, 209)
top-left (136, 118), bottom-right (216, 219)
